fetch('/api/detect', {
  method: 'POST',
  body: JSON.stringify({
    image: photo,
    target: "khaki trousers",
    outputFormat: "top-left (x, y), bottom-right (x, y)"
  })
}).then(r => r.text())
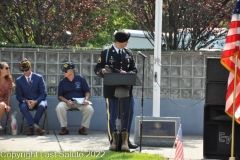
top-left (55, 101), bottom-right (94, 128)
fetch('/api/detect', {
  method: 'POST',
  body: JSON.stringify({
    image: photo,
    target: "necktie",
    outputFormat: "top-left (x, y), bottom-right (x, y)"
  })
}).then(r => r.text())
top-left (27, 77), bottom-right (31, 85)
top-left (118, 49), bottom-right (121, 54)
top-left (118, 49), bottom-right (122, 59)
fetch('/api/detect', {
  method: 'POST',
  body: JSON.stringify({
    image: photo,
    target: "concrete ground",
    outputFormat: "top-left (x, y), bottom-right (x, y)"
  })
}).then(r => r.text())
top-left (0, 130), bottom-right (206, 160)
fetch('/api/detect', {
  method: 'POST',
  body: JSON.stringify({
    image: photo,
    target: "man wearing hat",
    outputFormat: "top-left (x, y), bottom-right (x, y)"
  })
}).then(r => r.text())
top-left (94, 30), bottom-right (138, 151)
top-left (16, 58), bottom-right (47, 135)
top-left (55, 62), bottom-right (94, 135)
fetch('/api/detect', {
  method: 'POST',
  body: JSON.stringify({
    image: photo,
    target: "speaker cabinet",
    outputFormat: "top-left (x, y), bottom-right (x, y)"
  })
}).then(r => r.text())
top-left (205, 82), bottom-right (227, 105)
top-left (204, 105), bottom-right (240, 159)
top-left (206, 57), bottom-right (229, 82)
top-left (203, 57), bottom-right (237, 159)
top-left (203, 122), bottom-right (240, 159)
top-left (204, 105), bottom-right (231, 122)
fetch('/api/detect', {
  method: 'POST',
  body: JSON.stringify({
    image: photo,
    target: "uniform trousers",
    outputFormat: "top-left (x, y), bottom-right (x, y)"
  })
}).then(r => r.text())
top-left (106, 97), bottom-right (134, 142)
top-left (55, 101), bottom-right (94, 128)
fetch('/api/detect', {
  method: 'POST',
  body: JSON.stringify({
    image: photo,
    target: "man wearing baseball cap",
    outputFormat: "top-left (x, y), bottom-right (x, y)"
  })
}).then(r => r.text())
top-left (55, 62), bottom-right (94, 135)
top-left (94, 30), bottom-right (138, 151)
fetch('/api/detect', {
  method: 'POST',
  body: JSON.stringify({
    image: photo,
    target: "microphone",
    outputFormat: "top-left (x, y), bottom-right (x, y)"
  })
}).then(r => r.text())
top-left (105, 65), bottom-right (120, 73)
top-left (111, 67), bottom-right (120, 73)
top-left (137, 51), bottom-right (147, 58)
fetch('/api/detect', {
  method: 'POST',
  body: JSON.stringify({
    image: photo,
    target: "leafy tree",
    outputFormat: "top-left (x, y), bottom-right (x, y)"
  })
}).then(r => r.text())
top-left (120, 0), bottom-right (155, 46)
top-left (163, 0), bottom-right (235, 50)
top-left (119, 0), bottom-right (235, 50)
top-left (0, 0), bottom-right (108, 46)
top-left (87, 0), bottom-right (140, 47)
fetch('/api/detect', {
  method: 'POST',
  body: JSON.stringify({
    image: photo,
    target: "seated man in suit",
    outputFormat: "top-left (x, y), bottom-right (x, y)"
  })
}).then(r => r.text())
top-left (16, 58), bottom-right (47, 136)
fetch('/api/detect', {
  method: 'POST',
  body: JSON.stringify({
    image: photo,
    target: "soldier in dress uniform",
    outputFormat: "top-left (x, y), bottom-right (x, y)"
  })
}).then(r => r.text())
top-left (94, 30), bottom-right (138, 151)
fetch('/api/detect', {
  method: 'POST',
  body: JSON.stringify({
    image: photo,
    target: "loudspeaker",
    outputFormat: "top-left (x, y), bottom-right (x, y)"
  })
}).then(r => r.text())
top-left (204, 105), bottom-right (231, 122)
top-left (203, 122), bottom-right (240, 159)
top-left (203, 57), bottom-right (238, 159)
top-left (205, 82), bottom-right (227, 105)
top-left (206, 57), bottom-right (229, 82)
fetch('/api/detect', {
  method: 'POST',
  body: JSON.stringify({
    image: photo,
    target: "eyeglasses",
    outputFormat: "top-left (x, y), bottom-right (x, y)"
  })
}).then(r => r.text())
top-left (21, 68), bottom-right (29, 72)
top-left (5, 67), bottom-right (10, 70)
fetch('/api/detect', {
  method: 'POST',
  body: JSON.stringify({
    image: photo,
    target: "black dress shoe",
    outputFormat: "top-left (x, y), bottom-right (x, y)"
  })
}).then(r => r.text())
top-left (128, 141), bottom-right (138, 149)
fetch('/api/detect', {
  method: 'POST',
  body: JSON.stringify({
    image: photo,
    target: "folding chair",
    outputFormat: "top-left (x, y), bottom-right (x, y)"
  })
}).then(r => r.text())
top-left (2, 112), bottom-right (11, 134)
top-left (20, 106), bottom-right (49, 134)
top-left (67, 108), bottom-right (82, 129)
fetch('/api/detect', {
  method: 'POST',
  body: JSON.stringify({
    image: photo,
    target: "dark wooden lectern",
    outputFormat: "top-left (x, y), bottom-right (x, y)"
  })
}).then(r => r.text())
top-left (104, 73), bottom-right (141, 86)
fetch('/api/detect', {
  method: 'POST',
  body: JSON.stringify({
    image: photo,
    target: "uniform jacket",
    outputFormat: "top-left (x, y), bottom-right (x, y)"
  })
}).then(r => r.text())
top-left (16, 72), bottom-right (47, 103)
top-left (94, 45), bottom-right (138, 98)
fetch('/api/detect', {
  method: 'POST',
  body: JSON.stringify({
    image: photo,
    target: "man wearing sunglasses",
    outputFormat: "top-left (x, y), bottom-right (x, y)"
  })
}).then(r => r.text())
top-left (15, 58), bottom-right (47, 135)
top-left (55, 62), bottom-right (94, 135)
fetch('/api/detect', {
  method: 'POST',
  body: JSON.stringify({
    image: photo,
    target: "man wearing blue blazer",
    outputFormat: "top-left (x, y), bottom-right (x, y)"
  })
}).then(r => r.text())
top-left (16, 58), bottom-right (47, 136)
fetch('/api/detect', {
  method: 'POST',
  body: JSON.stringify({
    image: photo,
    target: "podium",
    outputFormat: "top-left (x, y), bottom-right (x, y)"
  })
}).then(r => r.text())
top-left (104, 73), bottom-right (140, 151)
top-left (104, 73), bottom-right (141, 86)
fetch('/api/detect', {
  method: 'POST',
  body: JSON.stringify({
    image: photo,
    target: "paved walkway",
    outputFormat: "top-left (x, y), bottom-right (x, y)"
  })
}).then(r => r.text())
top-left (0, 130), bottom-right (204, 160)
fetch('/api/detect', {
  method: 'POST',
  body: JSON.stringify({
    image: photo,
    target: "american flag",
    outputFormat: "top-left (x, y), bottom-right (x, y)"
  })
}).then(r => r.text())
top-left (221, 0), bottom-right (240, 123)
top-left (174, 124), bottom-right (184, 160)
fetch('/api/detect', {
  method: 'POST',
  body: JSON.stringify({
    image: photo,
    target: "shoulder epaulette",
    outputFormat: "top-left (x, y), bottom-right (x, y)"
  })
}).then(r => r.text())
top-left (123, 47), bottom-right (133, 56)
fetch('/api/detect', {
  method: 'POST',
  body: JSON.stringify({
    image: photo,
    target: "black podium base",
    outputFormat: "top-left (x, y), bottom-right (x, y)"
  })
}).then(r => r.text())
top-left (116, 133), bottom-right (122, 151)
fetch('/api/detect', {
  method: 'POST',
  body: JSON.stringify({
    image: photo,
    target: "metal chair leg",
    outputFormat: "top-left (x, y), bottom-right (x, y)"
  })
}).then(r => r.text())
top-left (4, 112), bottom-right (10, 135)
top-left (41, 107), bottom-right (49, 134)
top-left (42, 112), bottom-right (46, 130)
top-left (45, 108), bottom-right (49, 134)
top-left (21, 114), bottom-right (25, 134)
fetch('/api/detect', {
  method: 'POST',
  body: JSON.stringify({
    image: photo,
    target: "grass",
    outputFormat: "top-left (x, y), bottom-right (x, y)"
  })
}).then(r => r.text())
top-left (0, 151), bottom-right (166, 160)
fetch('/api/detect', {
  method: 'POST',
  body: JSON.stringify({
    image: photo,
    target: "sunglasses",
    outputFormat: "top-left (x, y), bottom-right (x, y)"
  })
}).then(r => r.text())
top-left (5, 67), bottom-right (10, 70)
top-left (21, 68), bottom-right (30, 72)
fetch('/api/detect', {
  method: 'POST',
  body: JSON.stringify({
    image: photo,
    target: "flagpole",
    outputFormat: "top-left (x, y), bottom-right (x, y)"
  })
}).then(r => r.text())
top-left (229, 55), bottom-right (238, 160)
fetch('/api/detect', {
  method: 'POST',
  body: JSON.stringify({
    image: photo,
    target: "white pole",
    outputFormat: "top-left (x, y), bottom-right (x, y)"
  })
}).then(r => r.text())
top-left (153, 0), bottom-right (162, 117)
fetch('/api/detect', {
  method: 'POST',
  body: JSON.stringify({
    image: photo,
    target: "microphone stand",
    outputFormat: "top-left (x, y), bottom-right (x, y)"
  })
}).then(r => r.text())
top-left (139, 54), bottom-right (147, 152)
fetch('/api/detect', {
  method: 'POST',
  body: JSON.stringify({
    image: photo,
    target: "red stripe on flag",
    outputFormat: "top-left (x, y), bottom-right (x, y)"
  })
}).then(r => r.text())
top-left (228, 21), bottom-right (240, 29)
top-left (224, 34), bottom-right (240, 44)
